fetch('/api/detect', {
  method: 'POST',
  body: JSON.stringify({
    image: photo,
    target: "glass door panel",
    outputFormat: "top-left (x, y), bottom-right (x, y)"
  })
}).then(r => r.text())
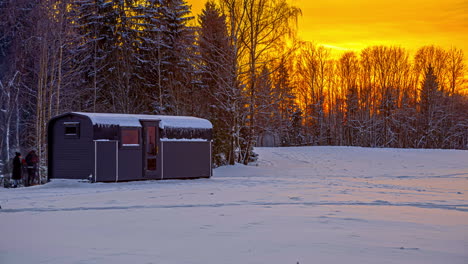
top-left (145, 126), bottom-right (157, 172)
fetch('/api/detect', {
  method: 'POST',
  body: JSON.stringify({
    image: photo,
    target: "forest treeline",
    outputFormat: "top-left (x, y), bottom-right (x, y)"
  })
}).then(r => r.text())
top-left (1, 0), bottom-right (467, 173)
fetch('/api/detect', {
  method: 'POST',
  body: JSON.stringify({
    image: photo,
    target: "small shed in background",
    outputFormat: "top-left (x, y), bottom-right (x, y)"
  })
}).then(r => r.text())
top-left (256, 131), bottom-right (281, 147)
top-left (47, 112), bottom-right (213, 182)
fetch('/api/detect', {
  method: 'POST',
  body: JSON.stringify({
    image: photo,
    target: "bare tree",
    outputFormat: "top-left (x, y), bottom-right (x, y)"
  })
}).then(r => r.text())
top-left (0, 72), bottom-right (20, 163)
top-left (219, 0), bottom-right (301, 163)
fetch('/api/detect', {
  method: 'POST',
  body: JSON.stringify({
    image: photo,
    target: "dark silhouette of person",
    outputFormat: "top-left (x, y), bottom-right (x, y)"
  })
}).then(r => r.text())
top-left (26, 150), bottom-right (39, 186)
top-left (12, 152), bottom-right (22, 188)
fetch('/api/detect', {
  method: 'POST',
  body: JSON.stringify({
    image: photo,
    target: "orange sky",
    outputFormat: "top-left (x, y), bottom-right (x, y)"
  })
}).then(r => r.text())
top-left (187, 0), bottom-right (468, 58)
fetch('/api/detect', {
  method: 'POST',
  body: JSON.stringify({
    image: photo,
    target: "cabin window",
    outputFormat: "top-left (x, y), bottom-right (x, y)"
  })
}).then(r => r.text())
top-left (64, 122), bottom-right (80, 138)
top-left (121, 128), bottom-right (140, 146)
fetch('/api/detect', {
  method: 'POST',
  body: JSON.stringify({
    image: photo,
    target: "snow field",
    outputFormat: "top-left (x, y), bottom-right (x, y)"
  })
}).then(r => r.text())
top-left (0, 146), bottom-right (467, 264)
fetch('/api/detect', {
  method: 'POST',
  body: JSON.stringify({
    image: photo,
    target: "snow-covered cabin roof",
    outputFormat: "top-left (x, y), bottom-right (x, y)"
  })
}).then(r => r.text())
top-left (72, 112), bottom-right (212, 129)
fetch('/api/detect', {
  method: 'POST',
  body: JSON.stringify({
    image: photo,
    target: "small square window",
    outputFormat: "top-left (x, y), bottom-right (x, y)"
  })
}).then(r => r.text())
top-left (121, 128), bottom-right (139, 146)
top-left (65, 126), bottom-right (77, 135)
top-left (64, 122), bottom-right (80, 138)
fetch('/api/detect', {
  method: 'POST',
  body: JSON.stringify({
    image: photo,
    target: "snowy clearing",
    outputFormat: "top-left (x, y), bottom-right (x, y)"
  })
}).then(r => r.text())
top-left (1, 146), bottom-right (467, 264)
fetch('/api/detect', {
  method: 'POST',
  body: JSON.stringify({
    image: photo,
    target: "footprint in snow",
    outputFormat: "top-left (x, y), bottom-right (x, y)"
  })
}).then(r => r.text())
top-left (398, 247), bottom-right (420, 251)
top-left (289, 196), bottom-right (302, 201)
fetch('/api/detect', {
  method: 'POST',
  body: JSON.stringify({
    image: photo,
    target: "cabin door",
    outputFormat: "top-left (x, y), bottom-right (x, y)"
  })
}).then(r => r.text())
top-left (142, 123), bottom-right (158, 178)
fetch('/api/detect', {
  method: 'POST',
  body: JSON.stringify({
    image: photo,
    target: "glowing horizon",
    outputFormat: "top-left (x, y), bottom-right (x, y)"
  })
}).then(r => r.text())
top-left (187, 0), bottom-right (468, 58)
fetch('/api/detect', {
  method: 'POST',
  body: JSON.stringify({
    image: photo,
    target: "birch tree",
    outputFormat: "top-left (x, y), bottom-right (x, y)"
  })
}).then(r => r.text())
top-left (219, 0), bottom-right (301, 163)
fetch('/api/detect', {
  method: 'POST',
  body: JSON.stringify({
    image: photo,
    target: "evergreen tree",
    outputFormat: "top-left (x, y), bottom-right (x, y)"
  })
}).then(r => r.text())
top-left (255, 66), bottom-right (276, 137)
top-left (198, 1), bottom-right (241, 165)
top-left (74, 0), bottom-right (157, 113)
top-left (158, 0), bottom-right (196, 115)
top-left (420, 65), bottom-right (439, 121)
top-left (274, 57), bottom-right (299, 145)
top-left (73, 0), bottom-right (120, 111)
top-left (131, 0), bottom-right (166, 113)
top-left (418, 64), bottom-right (447, 148)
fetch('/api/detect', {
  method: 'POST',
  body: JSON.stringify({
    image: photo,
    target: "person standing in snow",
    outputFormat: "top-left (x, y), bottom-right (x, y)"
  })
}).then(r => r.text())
top-left (26, 150), bottom-right (39, 186)
top-left (12, 152), bottom-right (22, 188)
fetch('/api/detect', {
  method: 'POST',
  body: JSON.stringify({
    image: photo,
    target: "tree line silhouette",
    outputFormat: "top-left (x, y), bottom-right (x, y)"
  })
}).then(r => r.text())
top-left (0, 0), bottom-right (466, 174)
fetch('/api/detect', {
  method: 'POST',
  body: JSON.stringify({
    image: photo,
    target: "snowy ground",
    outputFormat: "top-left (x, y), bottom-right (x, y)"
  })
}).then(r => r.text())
top-left (1, 146), bottom-right (467, 264)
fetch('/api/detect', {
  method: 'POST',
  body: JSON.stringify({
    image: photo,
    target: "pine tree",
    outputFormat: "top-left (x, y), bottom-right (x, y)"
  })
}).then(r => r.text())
top-left (420, 65), bottom-right (439, 124)
top-left (73, 0), bottom-right (151, 113)
top-left (418, 64), bottom-right (446, 147)
top-left (158, 0), bottom-right (195, 115)
top-left (73, 0), bottom-right (119, 111)
top-left (273, 57), bottom-right (299, 145)
top-left (198, 1), bottom-right (241, 165)
top-left (255, 66), bottom-right (276, 137)
top-left (130, 0), bottom-right (166, 113)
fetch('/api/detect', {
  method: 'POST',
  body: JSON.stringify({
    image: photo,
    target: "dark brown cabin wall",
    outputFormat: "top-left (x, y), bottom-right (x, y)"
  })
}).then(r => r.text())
top-left (162, 141), bottom-right (211, 179)
top-left (118, 148), bottom-right (144, 181)
top-left (117, 126), bottom-right (144, 181)
top-left (51, 115), bottom-right (94, 179)
top-left (94, 140), bottom-right (118, 182)
top-left (48, 112), bottom-right (213, 182)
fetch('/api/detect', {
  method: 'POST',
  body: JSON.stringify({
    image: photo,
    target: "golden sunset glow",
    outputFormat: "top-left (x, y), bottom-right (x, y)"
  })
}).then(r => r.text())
top-left (188, 0), bottom-right (468, 57)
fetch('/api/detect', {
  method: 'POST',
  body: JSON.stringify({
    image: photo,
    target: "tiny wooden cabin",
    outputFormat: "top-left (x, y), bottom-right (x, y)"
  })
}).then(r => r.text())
top-left (47, 112), bottom-right (213, 182)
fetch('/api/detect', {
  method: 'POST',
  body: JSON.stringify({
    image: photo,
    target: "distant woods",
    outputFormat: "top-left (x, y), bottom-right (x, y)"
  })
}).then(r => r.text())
top-left (0, 0), bottom-right (467, 170)
top-left (292, 45), bottom-right (467, 150)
